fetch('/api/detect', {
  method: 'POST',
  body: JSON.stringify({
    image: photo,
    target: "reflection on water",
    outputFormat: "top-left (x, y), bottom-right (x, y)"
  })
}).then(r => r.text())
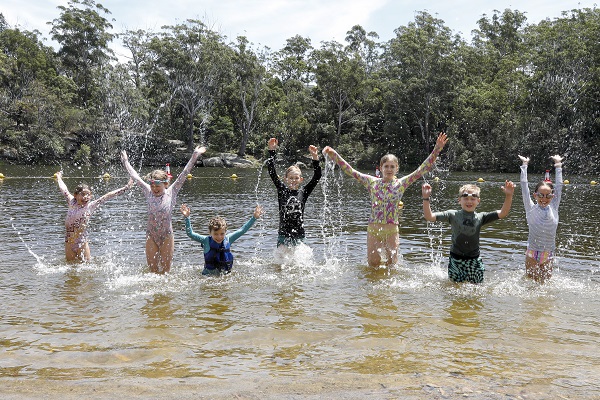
top-left (0, 165), bottom-right (599, 396)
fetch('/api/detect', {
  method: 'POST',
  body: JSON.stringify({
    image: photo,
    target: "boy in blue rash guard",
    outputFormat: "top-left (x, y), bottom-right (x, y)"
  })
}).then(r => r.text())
top-left (180, 204), bottom-right (264, 275)
top-left (421, 181), bottom-right (515, 283)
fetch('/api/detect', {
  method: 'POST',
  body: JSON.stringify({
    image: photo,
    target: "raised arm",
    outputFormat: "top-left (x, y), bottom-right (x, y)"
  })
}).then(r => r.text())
top-left (92, 178), bottom-right (134, 209)
top-left (120, 150), bottom-right (149, 191)
top-left (399, 132), bottom-right (448, 187)
top-left (303, 145), bottom-right (322, 196)
top-left (180, 204), bottom-right (208, 243)
top-left (322, 146), bottom-right (371, 186)
top-left (228, 205), bottom-right (263, 244)
top-left (518, 155), bottom-right (534, 210)
top-left (421, 183), bottom-right (437, 222)
top-left (498, 180), bottom-right (515, 219)
top-left (550, 154), bottom-right (564, 208)
top-left (55, 171), bottom-right (74, 203)
top-left (171, 146), bottom-right (206, 193)
top-left (266, 138), bottom-right (285, 189)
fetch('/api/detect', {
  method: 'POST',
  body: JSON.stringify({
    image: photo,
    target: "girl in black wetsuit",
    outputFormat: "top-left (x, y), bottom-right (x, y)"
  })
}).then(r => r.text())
top-left (267, 137), bottom-right (321, 248)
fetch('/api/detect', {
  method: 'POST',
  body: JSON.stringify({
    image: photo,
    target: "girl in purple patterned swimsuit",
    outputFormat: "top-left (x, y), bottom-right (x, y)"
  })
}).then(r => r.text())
top-left (56, 171), bottom-right (133, 263)
top-left (323, 132), bottom-right (447, 267)
top-left (121, 146), bottom-right (205, 274)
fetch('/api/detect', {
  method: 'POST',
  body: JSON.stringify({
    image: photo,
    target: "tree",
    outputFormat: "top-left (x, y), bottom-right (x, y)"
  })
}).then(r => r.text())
top-left (383, 11), bottom-right (461, 157)
top-left (450, 9), bottom-right (529, 171)
top-left (524, 8), bottom-right (600, 172)
top-left (312, 40), bottom-right (367, 146)
top-left (270, 35), bottom-right (315, 157)
top-left (148, 19), bottom-right (230, 150)
top-left (50, 0), bottom-right (115, 107)
top-left (231, 36), bottom-right (267, 157)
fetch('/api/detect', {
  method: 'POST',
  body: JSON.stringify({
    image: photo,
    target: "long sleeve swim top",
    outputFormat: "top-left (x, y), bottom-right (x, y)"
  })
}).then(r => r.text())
top-left (58, 177), bottom-right (129, 244)
top-left (520, 164), bottom-right (563, 252)
top-left (267, 150), bottom-right (321, 239)
top-left (123, 152), bottom-right (201, 242)
top-left (327, 145), bottom-right (442, 225)
top-left (184, 216), bottom-right (257, 253)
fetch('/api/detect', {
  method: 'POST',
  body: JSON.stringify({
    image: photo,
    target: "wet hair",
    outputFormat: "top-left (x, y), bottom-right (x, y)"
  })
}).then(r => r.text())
top-left (144, 169), bottom-right (170, 183)
top-left (458, 184), bottom-right (481, 197)
top-left (380, 154), bottom-right (399, 166)
top-left (73, 183), bottom-right (92, 196)
top-left (208, 216), bottom-right (227, 232)
top-left (534, 181), bottom-right (554, 193)
top-left (285, 165), bottom-right (302, 178)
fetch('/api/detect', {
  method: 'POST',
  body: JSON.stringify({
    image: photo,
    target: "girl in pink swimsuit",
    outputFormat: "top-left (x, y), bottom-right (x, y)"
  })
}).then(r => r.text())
top-left (121, 146), bottom-right (205, 274)
top-left (56, 171), bottom-right (133, 263)
top-left (323, 132), bottom-right (448, 267)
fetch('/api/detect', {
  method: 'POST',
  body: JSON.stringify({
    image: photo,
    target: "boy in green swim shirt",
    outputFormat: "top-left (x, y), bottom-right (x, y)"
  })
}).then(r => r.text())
top-left (421, 181), bottom-right (515, 283)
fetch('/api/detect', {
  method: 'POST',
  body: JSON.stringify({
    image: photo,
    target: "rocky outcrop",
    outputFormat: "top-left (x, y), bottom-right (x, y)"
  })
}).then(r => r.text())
top-left (200, 153), bottom-right (259, 168)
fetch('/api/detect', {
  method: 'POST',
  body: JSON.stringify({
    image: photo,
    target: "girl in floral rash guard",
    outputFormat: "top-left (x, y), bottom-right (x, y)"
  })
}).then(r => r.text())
top-left (121, 146), bottom-right (205, 274)
top-left (56, 171), bottom-right (133, 263)
top-left (323, 132), bottom-right (447, 267)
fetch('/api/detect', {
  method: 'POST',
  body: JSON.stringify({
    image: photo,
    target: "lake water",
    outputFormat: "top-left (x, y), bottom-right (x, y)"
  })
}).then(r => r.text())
top-left (1, 162), bottom-right (599, 399)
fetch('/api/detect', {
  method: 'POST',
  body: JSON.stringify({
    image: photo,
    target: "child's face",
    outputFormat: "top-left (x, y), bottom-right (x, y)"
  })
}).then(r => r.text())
top-left (75, 190), bottom-right (92, 205)
top-left (210, 228), bottom-right (227, 244)
top-left (148, 180), bottom-right (168, 196)
top-left (458, 191), bottom-right (480, 212)
top-left (534, 186), bottom-right (554, 207)
top-left (380, 161), bottom-right (399, 180)
top-left (285, 171), bottom-right (304, 190)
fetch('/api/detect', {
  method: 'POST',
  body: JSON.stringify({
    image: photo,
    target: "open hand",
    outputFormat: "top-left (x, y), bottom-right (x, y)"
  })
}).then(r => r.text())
top-left (435, 132), bottom-right (449, 149)
top-left (322, 146), bottom-right (335, 157)
top-left (194, 146), bottom-right (206, 155)
top-left (502, 180), bottom-right (515, 195)
top-left (180, 204), bottom-right (191, 218)
top-left (518, 155), bottom-right (529, 165)
top-left (268, 137), bottom-right (278, 150)
top-left (550, 154), bottom-right (563, 165)
top-left (308, 145), bottom-right (319, 159)
top-left (422, 183), bottom-right (433, 198)
top-left (253, 204), bottom-right (264, 219)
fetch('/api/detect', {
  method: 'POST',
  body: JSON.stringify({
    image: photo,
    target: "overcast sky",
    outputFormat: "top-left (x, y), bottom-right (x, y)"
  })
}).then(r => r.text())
top-left (2, 0), bottom-right (597, 59)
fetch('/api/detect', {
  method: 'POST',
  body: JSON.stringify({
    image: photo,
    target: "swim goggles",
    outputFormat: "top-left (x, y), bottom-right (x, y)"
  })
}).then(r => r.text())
top-left (460, 193), bottom-right (479, 198)
top-left (148, 179), bottom-right (169, 185)
top-left (534, 192), bottom-right (554, 199)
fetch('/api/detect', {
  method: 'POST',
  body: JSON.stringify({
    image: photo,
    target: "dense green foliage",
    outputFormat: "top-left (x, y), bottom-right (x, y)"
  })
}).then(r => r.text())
top-left (1, 3), bottom-right (599, 172)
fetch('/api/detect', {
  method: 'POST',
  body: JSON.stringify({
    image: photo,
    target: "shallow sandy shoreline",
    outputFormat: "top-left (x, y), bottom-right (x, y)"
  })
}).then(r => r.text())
top-left (2, 372), bottom-right (591, 399)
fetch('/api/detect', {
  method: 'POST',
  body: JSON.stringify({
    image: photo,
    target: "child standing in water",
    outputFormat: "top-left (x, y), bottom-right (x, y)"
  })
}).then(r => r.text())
top-left (323, 132), bottom-right (448, 267)
top-left (180, 204), bottom-right (264, 275)
top-left (121, 146), bottom-right (205, 274)
top-left (56, 171), bottom-right (133, 262)
top-left (267, 138), bottom-right (321, 249)
top-left (422, 181), bottom-right (515, 283)
top-left (518, 154), bottom-right (564, 283)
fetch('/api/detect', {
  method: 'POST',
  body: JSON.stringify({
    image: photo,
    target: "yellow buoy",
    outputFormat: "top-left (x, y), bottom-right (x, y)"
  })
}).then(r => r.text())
top-left (433, 177), bottom-right (440, 182)
top-left (398, 201), bottom-right (404, 209)
top-left (187, 173), bottom-right (193, 179)
top-left (477, 177), bottom-right (485, 182)
top-left (230, 174), bottom-right (238, 179)
top-left (563, 179), bottom-right (570, 184)
top-left (0, 172), bottom-right (5, 179)
top-left (102, 172), bottom-right (111, 179)
top-left (591, 181), bottom-right (598, 185)
top-left (53, 172), bottom-right (59, 179)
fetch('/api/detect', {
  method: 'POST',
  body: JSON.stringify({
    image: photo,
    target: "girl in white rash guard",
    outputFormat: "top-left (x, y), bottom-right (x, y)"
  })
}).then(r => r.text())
top-left (519, 154), bottom-right (564, 283)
